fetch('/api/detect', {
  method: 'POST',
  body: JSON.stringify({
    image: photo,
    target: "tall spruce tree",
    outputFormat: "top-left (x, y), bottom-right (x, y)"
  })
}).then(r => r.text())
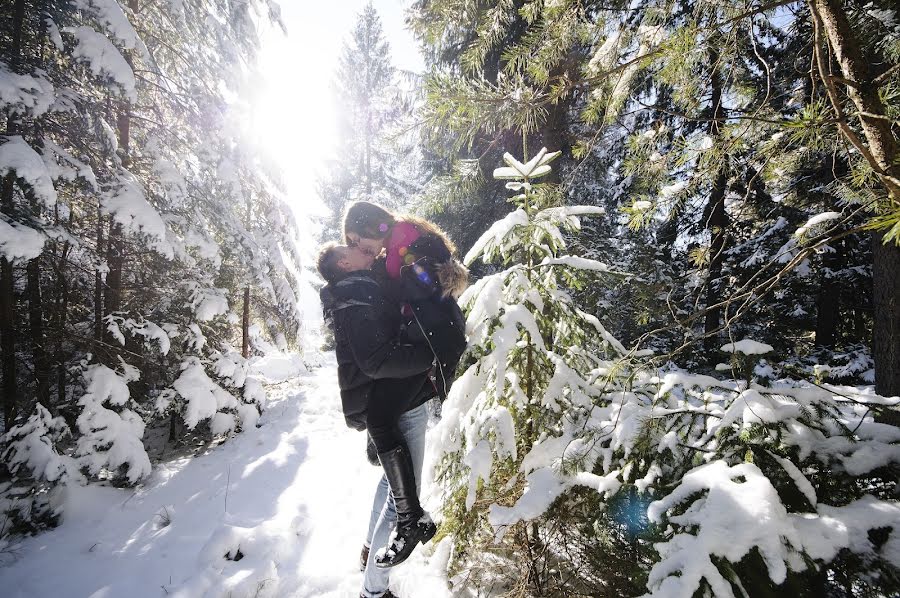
top-left (318, 2), bottom-right (424, 240)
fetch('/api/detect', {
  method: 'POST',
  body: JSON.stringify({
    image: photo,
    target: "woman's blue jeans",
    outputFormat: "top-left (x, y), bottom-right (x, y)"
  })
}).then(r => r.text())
top-left (361, 401), bottom-right (428, 597)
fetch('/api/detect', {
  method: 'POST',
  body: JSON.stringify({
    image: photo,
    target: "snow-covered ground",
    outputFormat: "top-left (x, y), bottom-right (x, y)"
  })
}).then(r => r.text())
top-left (1, 352), bottom-right (452, 598)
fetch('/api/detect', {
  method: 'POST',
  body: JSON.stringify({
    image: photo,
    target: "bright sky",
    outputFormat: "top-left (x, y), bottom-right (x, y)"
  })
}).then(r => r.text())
top-left (248, 0), bottom-right (423, 222)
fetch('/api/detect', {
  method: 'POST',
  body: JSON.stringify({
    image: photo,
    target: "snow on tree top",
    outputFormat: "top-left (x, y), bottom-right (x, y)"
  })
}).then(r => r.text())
top-left (795, 211), bottom-right (841, 237)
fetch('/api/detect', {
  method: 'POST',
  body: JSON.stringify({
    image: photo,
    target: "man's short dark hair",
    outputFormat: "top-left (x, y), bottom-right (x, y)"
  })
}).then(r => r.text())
top-left (317, 242), bottom-right (347, 285)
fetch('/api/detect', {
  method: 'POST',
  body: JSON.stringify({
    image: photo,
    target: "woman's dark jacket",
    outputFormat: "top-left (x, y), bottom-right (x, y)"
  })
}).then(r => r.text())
top-left (320, 270), bottom-right (434, 431)
top-left (385, 233), bottom-right (468, 399)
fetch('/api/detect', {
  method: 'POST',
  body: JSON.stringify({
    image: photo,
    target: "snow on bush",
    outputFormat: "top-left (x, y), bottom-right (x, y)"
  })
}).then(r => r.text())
top-left (101, 173), bottom-right (174, 258)
top-left (2, 404), bottom-right (81, 484)
top-left (185, 281), bottom-right (229, 321)
top-left (0, 135), bottom-right (58, 207)
top-left (76, 363), bottom-right (152, 484)
top-left (104, 315), bottom-right (171, 354)
top-left (428, 149), bottom-right (900, 596)
top-left (0, 65), bottom-right (54, 117)
top-left (0, 217), bottom-right (45, 263)
top-left (172, 355), bottom-right (260, 433)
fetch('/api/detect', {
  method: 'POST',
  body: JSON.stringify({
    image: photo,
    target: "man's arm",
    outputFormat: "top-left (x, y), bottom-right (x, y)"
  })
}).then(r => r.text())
top-left (340, 304), bottom-right (434, 380)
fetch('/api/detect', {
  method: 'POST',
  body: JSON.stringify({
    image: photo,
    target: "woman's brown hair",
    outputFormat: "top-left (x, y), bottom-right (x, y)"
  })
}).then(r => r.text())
top-left (343, 200), bottom-right (457, 256)
top-left (343, 201), bottom-right (396, 242)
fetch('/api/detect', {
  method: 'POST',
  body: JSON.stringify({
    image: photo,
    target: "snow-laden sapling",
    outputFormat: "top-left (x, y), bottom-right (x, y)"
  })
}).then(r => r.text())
top-left (1, 404), bottom-right (83, 538)
top-left (76, 361), bottom-right (152, 485)
top-left (429, 146), bottom-right (633, 588)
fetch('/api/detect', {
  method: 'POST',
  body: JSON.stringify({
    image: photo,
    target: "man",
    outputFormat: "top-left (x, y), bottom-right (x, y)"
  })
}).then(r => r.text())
top-left (317, 242), bottom-right (436, 598)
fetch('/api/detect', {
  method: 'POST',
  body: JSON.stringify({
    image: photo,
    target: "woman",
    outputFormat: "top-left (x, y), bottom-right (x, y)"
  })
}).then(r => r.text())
top-left (345, 200), bottom-right (468, 391)
top-left (343, 201), bottom-right (467, 583)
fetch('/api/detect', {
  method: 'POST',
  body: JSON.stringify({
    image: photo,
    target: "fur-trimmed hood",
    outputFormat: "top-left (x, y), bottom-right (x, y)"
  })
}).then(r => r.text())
top-left (437, 259), bottom-right (469, 300)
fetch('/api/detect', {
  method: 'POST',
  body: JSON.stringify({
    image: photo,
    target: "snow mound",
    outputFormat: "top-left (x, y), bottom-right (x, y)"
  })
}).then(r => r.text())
top-left (173, 523), bottom-right (289, 598)
top-left (250, 352), bottom-right (306, 384)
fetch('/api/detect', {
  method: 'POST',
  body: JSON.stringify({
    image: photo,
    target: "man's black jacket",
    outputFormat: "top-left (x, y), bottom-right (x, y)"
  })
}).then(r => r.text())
top-left (320, 271), bottom-right (434, 431)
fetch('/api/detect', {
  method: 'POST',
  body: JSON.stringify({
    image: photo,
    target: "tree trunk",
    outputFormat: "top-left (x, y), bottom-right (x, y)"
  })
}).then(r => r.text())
top-left (814, 0), bottom-right (900, 201)
top-left (813, 0), bottom-right (900, 401)
top-left (872, 237), bottom-right (900, 404)
top-left (27, 254), bottom-right (49, 407)
top-left (0, 251), bottom-right (15, 427)
top-left (105, 97), bottom-right (130, 322)
top-left (94, 205), bottom-right (104, 344)
top-left (1, 0), bottom-right (27, 426)
top-left (56, 244), bottom-right (70, 408)
top-left (242, 286), bottom-right (250, 358)
top-left (105, 220), bottom-right (124, 316)
top-left (703, 45), bottom-right (729, 352)
top-left (814, 272), bottom-right (839, 349)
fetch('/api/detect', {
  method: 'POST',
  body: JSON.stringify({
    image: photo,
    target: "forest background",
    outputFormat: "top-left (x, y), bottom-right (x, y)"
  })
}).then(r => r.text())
top-left (1, 0), bottom-right (899, 597)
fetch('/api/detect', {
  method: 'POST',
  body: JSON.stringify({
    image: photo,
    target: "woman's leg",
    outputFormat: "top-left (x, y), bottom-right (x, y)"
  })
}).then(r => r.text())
top-left (361, 402), bottom-right (429, 597)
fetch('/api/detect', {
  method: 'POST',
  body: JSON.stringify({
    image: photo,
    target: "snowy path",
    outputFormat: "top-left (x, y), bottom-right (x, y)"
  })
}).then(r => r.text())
top-left (0, 354), bottom-right (451, 598)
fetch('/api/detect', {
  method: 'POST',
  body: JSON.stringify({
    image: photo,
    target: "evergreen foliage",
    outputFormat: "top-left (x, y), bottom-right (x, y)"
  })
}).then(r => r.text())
top-left (430, 147), bottom-right (899, 597)
top-left (407, 0), bottom-right (900, 388)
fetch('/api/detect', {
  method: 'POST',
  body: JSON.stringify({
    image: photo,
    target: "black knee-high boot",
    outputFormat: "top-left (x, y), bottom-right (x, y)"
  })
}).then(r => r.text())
top-left (374, 444), bottom-right (436, 568)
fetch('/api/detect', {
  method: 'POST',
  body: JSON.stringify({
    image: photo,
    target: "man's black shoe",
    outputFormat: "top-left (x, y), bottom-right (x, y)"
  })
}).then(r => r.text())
top-left (359, 544), bottom-right (369, 571)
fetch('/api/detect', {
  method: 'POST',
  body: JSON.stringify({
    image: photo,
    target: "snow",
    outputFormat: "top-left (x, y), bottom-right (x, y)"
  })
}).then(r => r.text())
top-left (172, 358), bottom-right (239, 430)
top-left (76, 364), bottom-right (152, 484)
top-left (767, 450), bottom-right (816, 507)
top-left (63, 26), bottom-right (136, 99)
top-left (0, 217), bottom-right (45, 263)
top-left (463, 208), bottom-right (528, 265)
top-left (3, 404), bottom-right (81, 484)
top-left (0, 135), bottom-right (59, 207)
top-left (74, 0), bottom-right (144, 51)
top-left (102, 174), bottom-right (174, 258)
top-left (720, 339), bottom-right (774, 355)
top-left (1, 355), bottom-right (451, 598)
top-left (250, 351), bottom-right (307, 383)
top-left (40, 137), bottom-right (99, 189)
top-left (647, 460), bottom-right (802, 596)
top-left (633, 200), bottom-right (652, 210)
top-left (187, 283), bottom-right (229, 321)
top-left (46, 18), bottom-right (64, 50)
top-left (588, 31), bottom-right (622, 74)
top-left (659, 180), bottom-right (687, 200)
top-left (0, 65), bottom-right (54, 117)
top-left (540, 255), bottom-right (613, 273)
top-left (795, 211), bottom-right (841, 237)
